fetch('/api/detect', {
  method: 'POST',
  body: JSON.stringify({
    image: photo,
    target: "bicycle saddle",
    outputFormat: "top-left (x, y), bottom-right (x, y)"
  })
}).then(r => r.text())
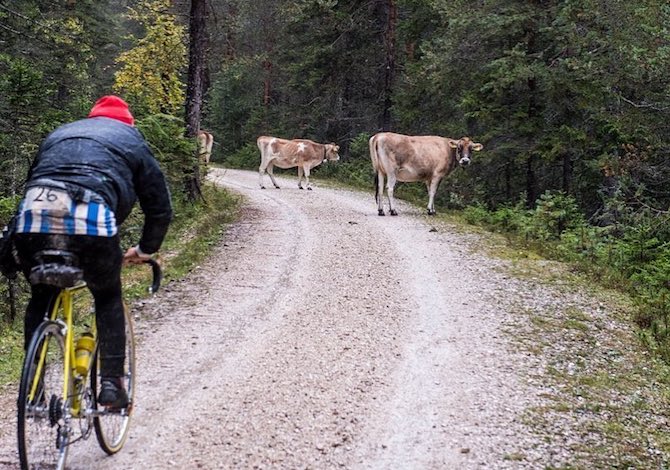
top-left (29, 250), bottom-right (83, 288)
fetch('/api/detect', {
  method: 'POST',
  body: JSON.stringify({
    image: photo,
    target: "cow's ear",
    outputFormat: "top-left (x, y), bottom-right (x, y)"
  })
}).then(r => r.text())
top-left (472, 143), bottom-right (483, 151)
top-left (448, 140), bottom-right (458, 149)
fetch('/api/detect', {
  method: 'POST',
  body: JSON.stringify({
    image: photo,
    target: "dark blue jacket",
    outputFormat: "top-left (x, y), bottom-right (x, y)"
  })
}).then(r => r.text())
top-left (25, 117), bottom-right (173, 254)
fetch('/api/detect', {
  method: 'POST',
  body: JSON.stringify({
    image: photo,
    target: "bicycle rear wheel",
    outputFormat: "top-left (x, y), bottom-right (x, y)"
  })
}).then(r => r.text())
top-left (17, 321), bottom-right (70, 470)
top-left (92, 306), bottom-right (136, 454)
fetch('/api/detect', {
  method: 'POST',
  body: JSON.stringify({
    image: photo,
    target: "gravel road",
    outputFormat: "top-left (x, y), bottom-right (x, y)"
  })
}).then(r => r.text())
top-left (0, 168), bottom-right (664, 469)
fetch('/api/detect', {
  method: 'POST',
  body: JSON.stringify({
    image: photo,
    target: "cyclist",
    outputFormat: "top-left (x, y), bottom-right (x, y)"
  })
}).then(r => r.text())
top-left (13, 95), bottom-right (173, 408)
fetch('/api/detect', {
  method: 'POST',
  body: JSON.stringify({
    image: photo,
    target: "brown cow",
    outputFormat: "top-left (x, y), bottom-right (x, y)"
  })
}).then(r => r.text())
top-left (369, 132), bottom-right (483, 216)
top-left (197, 131), bottom-right (214, 164)
top-left (257, 136), bottom-right (340, 190)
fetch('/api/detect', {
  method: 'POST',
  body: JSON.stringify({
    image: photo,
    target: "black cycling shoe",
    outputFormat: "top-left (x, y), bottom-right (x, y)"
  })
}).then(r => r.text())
top-left (98, 377), bottom-right (129, 409)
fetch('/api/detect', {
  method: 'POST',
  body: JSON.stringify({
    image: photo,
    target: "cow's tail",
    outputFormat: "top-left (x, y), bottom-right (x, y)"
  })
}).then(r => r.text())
top-left (370, 135), bottom-right (379, 203)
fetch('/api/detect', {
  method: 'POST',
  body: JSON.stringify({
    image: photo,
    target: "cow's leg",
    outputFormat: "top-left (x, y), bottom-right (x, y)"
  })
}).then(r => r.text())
top-left (377, 171), bottom-right (385, 216)
top-left (297, 167), bottom-right (304, 189)
top-left (427, 177), bottom-right (440, 215)
top-left (387, 173), bottom-right (398, 216)
top-left (304, 166), bottom-right (313, 190)
top-left (267, 163), bottom-right (280, 189)
top-left (258, 164), bottom-right (267, 189)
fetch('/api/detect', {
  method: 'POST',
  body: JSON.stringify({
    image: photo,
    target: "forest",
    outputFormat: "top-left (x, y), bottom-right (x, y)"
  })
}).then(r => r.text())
top-left (2, 1), bottom-right (670, 360)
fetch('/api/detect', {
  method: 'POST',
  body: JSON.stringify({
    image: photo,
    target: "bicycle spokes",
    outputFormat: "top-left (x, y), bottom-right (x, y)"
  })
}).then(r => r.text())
top-left (93, 306), bottom-right (135, 454)
top-left (18, 322), bottom-right (70, 470)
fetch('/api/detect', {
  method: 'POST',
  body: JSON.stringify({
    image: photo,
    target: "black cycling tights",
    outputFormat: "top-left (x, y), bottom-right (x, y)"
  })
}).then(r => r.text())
top-left (15, 233), bottom-right (125, 378)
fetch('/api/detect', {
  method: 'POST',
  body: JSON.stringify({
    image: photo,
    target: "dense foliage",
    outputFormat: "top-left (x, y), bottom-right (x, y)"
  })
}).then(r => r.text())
top-left (1, 1), bottom-right (670, 358)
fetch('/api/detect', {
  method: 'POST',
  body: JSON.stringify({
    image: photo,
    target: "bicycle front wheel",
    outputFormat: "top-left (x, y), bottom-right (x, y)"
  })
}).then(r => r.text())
top-left (17, 321), bottom-right (70, 470)
top-left (92, 305), bottom-right (136, 454)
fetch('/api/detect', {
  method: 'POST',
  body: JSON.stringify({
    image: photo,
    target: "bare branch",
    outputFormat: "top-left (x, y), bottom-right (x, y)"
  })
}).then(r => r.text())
top-left (618, 93), bottom-right (670, 112)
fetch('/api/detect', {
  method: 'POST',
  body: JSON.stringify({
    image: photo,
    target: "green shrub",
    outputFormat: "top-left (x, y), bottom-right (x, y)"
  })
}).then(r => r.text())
top-left (223, 143), bottom-right (259, 170)
top-left (463, 204), bottom-right (491, 225)
top-left (463, 193), bottom-right (670, 363)
top-left (531, 191), bottom-right (586, 241)
top-left (629, 245), bottom-right (670, 358)
top-left (491, 203), bottom-right (532, 235)
top-left (137, 113), bottom-right (199, 201)
top-left (0, 196), bottom-right (21, 225)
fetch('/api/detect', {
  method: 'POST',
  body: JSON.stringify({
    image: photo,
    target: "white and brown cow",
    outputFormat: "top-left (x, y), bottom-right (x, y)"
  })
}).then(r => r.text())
top-left (257, 136), bottom-right (340, 190)
top-left (370, 132), bottom-right (483, 216)
top-left (197, 130), bottom-right (214, 164)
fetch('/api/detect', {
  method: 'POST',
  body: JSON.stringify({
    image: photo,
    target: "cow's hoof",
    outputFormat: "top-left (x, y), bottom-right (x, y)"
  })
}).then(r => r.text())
top-left (307, 187), bottom-right (313, 191)
top-left (274, 186), bottom-right (281, 189)
top-left (260, 186), bottom-right (266, 190)
top-left (427, 210), bottom-right (436, 216)
top-left (378, 210), bottom-right (385, 216)
top-left (390, 210), bottom-right (398, 216)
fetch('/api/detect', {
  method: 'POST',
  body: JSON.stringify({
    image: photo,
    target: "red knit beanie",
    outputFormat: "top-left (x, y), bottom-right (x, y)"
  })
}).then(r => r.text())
top-left (88, 95), bottom-right (135, 126)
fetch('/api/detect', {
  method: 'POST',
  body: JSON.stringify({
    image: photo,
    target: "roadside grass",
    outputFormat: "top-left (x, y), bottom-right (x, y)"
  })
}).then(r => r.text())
top-left (0, 182), bottom-right (240, 391)
top-left (0, 323), bottom-right (23, 388)
top-left (466, 222), bottom-right (670, 467)
top-left (120, 182), bottom-right (241, 299)
top-left (449, 219), bottom-right (670, 467)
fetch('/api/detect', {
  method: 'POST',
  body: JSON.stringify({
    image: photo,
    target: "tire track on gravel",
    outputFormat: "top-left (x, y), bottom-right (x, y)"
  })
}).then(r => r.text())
top-left (290, 182), bottom-right (537, 469)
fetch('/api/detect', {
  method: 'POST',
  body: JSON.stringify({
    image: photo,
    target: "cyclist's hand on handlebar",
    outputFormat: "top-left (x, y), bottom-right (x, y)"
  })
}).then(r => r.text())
top-left (123, 245), bottom-right (153, 265)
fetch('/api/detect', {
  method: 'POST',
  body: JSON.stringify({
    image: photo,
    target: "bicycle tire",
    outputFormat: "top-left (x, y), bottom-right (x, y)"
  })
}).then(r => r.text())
top-left (17, 320), bottom-right (71, 470)
top-left (92, 305), bottom-right (136, 454)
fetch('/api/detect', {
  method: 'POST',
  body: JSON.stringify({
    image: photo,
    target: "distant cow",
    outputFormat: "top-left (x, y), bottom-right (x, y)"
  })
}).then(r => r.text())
top-left (370, 132), bottom-right (483, 216)
top-left (257, 136), bottom-right (340, 190)
top-left (197, 131), bottom-right (214, 164)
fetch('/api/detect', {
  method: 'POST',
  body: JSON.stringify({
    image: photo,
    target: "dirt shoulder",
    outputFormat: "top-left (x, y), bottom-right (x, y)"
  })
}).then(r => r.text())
top-left (0, 168), bottom-right (667, 469)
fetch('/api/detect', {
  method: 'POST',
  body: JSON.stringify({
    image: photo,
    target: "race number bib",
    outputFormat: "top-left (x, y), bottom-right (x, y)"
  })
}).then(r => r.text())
top-left (23, 187), bottom-right (73, 213)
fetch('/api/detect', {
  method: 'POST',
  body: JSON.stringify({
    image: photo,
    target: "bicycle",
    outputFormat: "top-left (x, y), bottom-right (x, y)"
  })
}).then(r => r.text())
top-left (16, 249), bottom-right (161, 470)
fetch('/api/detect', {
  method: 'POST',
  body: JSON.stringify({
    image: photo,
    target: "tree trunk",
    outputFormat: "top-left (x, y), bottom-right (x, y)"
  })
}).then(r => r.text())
top-left (526, 154), bottom-right (537, 208)
top-left (505, 160), bottom-right (512, 201)
top-left (525, 27), bottom-right (539, 208)
top-left (562, 153), bottom-right (573, 193)
top-left (8, 279), bottom-right (16, 322)
top-left (184, 0), bottom-right (209, 201)
top-left (263, 60), bottom-right (273, 107)
top-left (380, 0), bottom-right (397, 131)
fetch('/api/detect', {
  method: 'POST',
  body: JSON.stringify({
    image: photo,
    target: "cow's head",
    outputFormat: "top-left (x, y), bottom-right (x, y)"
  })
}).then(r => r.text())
top-left (324, 143), bottom-right (340, 162)
top-left (449, 137), bottom-right (483, 167)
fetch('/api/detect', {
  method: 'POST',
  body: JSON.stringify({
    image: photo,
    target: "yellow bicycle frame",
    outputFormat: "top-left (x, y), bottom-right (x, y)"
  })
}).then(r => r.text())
top-left (28, 283), bottom-right (91, 416)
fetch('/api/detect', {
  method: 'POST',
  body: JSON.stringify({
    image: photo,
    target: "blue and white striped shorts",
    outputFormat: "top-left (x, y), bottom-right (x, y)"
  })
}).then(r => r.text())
top-left (16, 187), bottom-right (117, 237)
